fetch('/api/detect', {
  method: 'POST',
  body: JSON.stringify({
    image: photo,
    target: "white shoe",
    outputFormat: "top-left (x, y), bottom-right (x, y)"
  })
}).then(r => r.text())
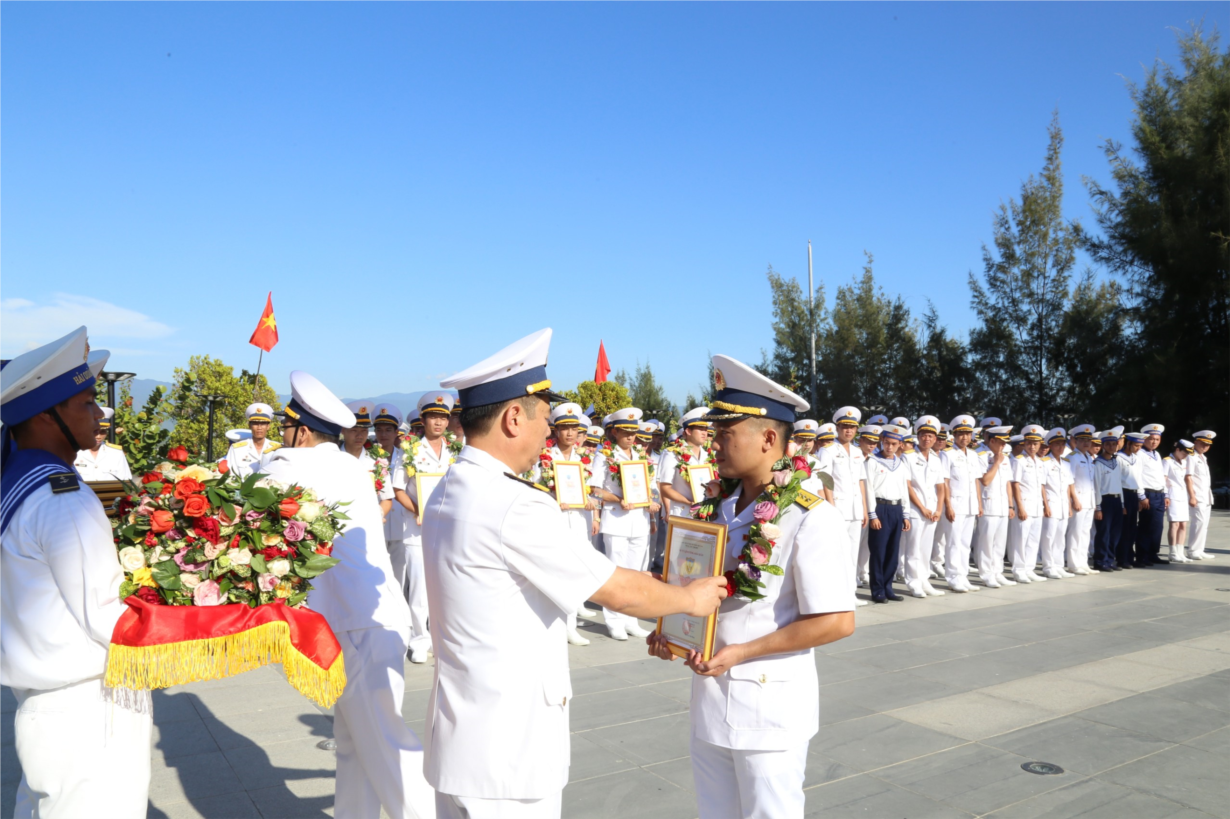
top-left (983, 577), bottom-right (1001, 589)
top-left (965, 581), bottom-right (979, 591)
top-left (1059, 569), bottom-right (1075, 577)
top-left (1172, 556), bottom-right (1192, 564)
top-left (997, 574), bottom-right (1017, 586)
top-left (950, 584), bottom-right (968, 593)
top-left (1190, 553), bottom-right (1208, 560)
top-left (857, 578), bottom-right (868, 588)
top-left (567, 628), bottom-right (591, 646)
top-left (1013, 572), bottom-right (1032, 583)
top-left (910, 586), bottom-right (927, 599)
top-left (607, 625), bottom-right (628, 641)
top-left (577, 606), bottom-right (600, 619)
top-left (1071, 567), bottom-right (1091, 575)
top-left (855, 598), bottom-right (869, 607)
top-left (1043, 570), bottom-right (1064, 579)
top-left (1088, 567), bottom-right (1101, 573)
top-left (409, 648), bottom-right (429, 664)
top-left (930, 563), bottom-right (944, 579)
top-left (625, 623), bottom-right (652, 639)
top-left (1027, 571), bottom-right (1047, 582)
top-left (923, 582), bottom-right (945, 597)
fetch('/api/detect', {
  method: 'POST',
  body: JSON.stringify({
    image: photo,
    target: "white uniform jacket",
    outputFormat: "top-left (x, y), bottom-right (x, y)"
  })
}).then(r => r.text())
top-left (74, 444), bottom-right (133, 482)
top-left (692, 487), bottom-right (855, 751)
top-left (1, 464), bottom-right (127, 691)
top-left (815, 444), bottom-right (866, 521)
top-left (1186, 452), bottom-right (1213, 505)
top-left (1040, 454), bottom-right (1074, 520)
top-left (352, 448), bottom-right (395, 502)
top-left (1093, 456), bottom-right (1124, 509)
top-left (1138, 449), bottom-right (1168, 496)
top-left (903, 450), bottom-right (943, 520)
top-left (979, 450), bottom-right (1014, 516)
top-left (594, 448), bottom-right (652, 538)
top-left (258, 444), bottom-right (410, 635)
top-left (390, 436), bottom-right (456, 542)
top-left (1165, 457), bottom-right (1190, 509)
top-left (531, 445), bottom-right (593, 542)
top-left (1117, 451), bottom-right (1143, 492)
top-left (865, 455), bottom-right (910, 516)
top-left (223, 439), bottom-right (282, 479)
top-left (1065, 451), bottom-right (1097, 510)
top-left (656, 444), bottom-right (712, 519)
top-left (421, 446), bottom-right (616, 799)
top-left (941, 447), bottom-right (983, 516)
top-left (1011, 454), bottom-right (1045, 518)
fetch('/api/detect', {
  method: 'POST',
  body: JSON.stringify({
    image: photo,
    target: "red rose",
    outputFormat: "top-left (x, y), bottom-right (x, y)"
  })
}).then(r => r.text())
top-left (193, 517), bottom-right (221, 544)
top-left (141, 472), bottom-right (163, 485)
top-left (539, 453), bottom-right (551, 462)
top-left (150, 509), bottom-right (175, 533)
top-left (181, 494), bottom-right (211, 518)
top-left (581, 455), bottom-right (591, 465)
top-left (167, 446), bottom-right (189, 464)
top-left (218, 459), bottom-right (230, 475)
top-left (374, 480), bottom-right (384, 491)
top-left (174, 478), bottom-right (204, 499)
top-left (723, 570), bottom-right (738, 598)
top-left (134, 586), bottom-right (164, 605)
top-left (278, 498), bottom-right (300, 518)
top-left (144, 532), bottom-right (158, 547)
top-left (160, 484), bottom-right (173, 496)
top-left (791, 456), bottom-right (811, 477)
top-left (315, 542), bottom-right (333, 556)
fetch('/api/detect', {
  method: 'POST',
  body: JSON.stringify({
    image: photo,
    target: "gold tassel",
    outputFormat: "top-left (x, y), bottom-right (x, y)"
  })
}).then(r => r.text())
top-left (104, 620), bottom-right (347, 708)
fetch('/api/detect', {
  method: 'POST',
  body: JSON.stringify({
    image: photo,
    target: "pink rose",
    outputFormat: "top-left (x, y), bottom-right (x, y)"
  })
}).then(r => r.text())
top-left (283, 520), bottom-right (307, 542)
top-left (192, 579), bottom-right (223, 606)
top-left (165, 527), bottom-right (185, 542)
top-left (750, 544), bottom-right (769, 566)
top-left (173, 547), bottom-right (208, 572)
top-left (753, 501), bottom-right (779, 523)
top-left (772, 470), bottom-right (791, 487)
top-left (257, 573), bottom-right (279, 592)
top-left (202, 541), bottom-right (226, 560)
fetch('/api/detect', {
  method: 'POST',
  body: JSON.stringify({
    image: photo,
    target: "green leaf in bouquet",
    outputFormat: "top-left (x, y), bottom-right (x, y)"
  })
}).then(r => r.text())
top-left (145, 481), bottom-right (166, 495)
top-left (293, 554), bottom-right (341, 578)
top-left (231, 564), bottom-right (252, 578)
top-left (308, 517), bottom-right (337, 541)
top-left (249, 554), bottom-right (269, 573)
top-left (218, 578), bottom-right (233, 594)
top-left (151, 561), bottom-right (182, 590)
top-left (240, 472), bottom-right (262, 494)
top-left (761, 564), bottom-right (785, 576)
top-left (248, 487), bottom-right (277, 510)
top-left (288, 590), bottom-right (309, 608)
top-left (220, 502), bottom-right (237, 524)
top-left (119, 579), bottom-right (137, 599)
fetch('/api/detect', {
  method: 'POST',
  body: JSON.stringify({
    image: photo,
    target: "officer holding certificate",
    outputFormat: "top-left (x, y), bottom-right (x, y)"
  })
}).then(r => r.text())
top-left (648, 354), bottom-right (856, 819)
top-left (421, 328), bottom-right (727, 819)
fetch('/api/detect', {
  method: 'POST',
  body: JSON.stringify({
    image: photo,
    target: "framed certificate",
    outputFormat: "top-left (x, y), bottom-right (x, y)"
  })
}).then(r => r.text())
top-left (618, 460), bottom-right (652, 508)
top-left (685, 463), bottom-right (716, 503)
top-left (657, 516), bottom-right (727, 661)
top-left (552, 461), bottom-right (588, 509)
top-left (415, 472), bottom-right (446, 525)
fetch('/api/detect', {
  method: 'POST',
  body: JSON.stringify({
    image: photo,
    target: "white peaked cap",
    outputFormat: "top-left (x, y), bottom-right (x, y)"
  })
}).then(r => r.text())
top-left (1, 326), bottom-right (110, 426)
top-left (283, 371), bottom-right (356, 435)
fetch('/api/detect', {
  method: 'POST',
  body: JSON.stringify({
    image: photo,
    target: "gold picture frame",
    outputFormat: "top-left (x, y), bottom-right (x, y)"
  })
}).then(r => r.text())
top-left (618, 460), bottom-right (652, 509)
top-left (684, 463), bottom-right (716, 504)
top-left (551, 461), bottom-right (588, 509)
top-left (656, 515), bottom-right (727, 662)
top-left (414, 472), bottom-right (447, 525)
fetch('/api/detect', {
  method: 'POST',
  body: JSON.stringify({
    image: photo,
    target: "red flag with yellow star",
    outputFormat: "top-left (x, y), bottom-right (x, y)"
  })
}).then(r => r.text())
top-left (249, 292), bottom-right (279, 352)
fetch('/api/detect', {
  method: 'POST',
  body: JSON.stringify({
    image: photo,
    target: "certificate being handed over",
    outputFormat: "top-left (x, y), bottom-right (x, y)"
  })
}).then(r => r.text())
top-left (656, 516), bottom-right (727, 661)
top-left (551, 461), bottom-right (588, 509)
top-left (414, 473), bottom-right (446, 525)
top-left (685, 463), bottom-right (716, 504)
top-left (618, 460), bottom-right (652, 509)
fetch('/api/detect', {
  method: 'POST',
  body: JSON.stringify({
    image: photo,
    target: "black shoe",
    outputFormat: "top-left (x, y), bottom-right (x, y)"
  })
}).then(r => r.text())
top-left (872, 595), bottom-right (888, 604)
top-left (1118, 563), bottom-right (1133, 570)
top-left (886, 592), bottom-right (904, 601)
top-left (1154, 558), bottom-right (1170, 564)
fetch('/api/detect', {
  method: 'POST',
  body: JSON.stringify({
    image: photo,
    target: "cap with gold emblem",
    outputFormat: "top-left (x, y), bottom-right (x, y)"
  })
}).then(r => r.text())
top-left (440, 328), bottom-right (565, 409)
top-left (706, 354), bottom-right (809, 423)
top-left (345, 401), bottom-right (374, 428)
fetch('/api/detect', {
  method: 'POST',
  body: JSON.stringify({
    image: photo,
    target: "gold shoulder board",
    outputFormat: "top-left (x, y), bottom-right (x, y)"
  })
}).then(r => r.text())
top-left (505, 472), bottom-right (550, 493)
top-left (794, 489), bottom-right (822, 510)
top-left (105, 442), bottom-right (123, 450)
top-left (266, 441), bottom-right (282, 449)
top-left (233, 440), bottom-right (249, 448)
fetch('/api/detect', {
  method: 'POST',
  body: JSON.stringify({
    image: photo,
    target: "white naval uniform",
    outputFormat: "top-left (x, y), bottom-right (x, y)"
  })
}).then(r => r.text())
top-left (690, 487), bottom-right (855, 819)
top-left (221, 438), bottom-right (282, 478)
top-left (1009, 453), bottom-right (1045, 577)
top-left (73, 443), bottom-right (133, 482)
top-left (657, 444), bottom-right (712, 519)
top-left (1064, 450), bottom-right (1097, 571)
top-left (594, 447), bottom-right (653, 631)
top-left (1, 457), bottom-right (151, 819)
top-left (901, 449), bottom-right (943, 592)
top-left (258, 444), bottom-right (429, 819)
top-left (938, 447), bottom-right (982, 588)
top-left (815, 443), bottom-right (867, 584)
top-left (1186, 450), bottom-right (1213, 558)
top-left (389, 436), bottom-right (455, 657)
top-left (531, 445), bottom-right (598, 633)
top-left (1039, 454), bottom-right (1074, 575)
top-left (353, 448), bottom-right (396, 503)
top-left (1165, 457), bottom-right (1190, 525)
top-left (973, 449), bottom-right (1013, 583)
top-left (420, 446), bottom-right (616, 817)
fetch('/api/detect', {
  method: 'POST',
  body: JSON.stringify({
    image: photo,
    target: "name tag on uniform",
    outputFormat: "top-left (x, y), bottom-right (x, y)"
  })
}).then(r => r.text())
top-left (48, 472), bottom-right (80, 493)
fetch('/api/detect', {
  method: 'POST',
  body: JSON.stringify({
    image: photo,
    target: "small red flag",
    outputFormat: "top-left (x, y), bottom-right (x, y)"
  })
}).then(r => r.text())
top-left (594, 341), bottom-right (611, 383)
top-left (249, 293), bottom-right (279, 352)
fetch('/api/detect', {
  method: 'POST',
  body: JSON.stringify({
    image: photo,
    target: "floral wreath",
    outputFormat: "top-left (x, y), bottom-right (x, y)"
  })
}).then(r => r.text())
top-left (399, 432), bottom-right (458, 478)
top-left (692, 455), bottom-right (812, 601)
top-left (665, 436), bottom-right (715, 471)
top-left (598, 440), bottom-right (656, 483)
top-left (362, 441), bottom-right (392, 492)
top-left (536, 443), bottom-right (595, 491)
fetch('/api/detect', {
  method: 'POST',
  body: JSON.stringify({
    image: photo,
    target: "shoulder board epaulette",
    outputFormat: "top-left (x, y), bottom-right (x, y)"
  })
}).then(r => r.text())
top-left (794, 489), bottom-right (822, 510)
top-left (105, 442), bottom-right (123, 450)
top-left (1014, 454), bottom-right (1024, 459)
top-left (48, 472), bottom-right (80, 493)
top-left (1041, 455), bottom-right (1052, 462)
top-left (266, 441), bottom-right (282, 450)
top-left (1163, 456), bottom-right (1173, 462)
top-left (505, 472), bottom-right (550, 493)
top-left (233, 440), bottom-right (249, 448)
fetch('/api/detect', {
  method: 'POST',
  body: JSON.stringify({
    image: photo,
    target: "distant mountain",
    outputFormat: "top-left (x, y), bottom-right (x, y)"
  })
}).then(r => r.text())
top-left (114, 379), bottom-right (433, 419)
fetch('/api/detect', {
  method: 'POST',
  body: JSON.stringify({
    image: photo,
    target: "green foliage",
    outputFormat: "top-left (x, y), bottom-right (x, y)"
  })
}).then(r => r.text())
top-left (559, 381), bottom-right (632, 423)
top-left (166, 356), bottom-right (282, 459)
top-left (96, 380), bottom-right (184, 475)
top-left (613, 361), bottom-right (677, 426)
top-left (1083, 25), bottom-right (1229, 471)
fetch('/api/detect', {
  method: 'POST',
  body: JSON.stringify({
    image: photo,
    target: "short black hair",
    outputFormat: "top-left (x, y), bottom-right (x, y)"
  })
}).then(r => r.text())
top-left (460, 395), bottom-right (544, 437)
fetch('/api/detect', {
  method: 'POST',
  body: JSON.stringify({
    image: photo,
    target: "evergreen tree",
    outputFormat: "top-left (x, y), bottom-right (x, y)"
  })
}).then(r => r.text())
top-left (166, 356), bottom-right (282, 458)
top-left (559, 381), bottom-right (632, 424)
top-left (614, 362), bottom-right (677, 426)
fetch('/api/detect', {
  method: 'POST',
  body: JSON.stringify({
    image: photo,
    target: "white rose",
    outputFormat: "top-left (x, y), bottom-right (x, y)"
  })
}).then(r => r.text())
top-left (118, 547), bottom-right (147, 572)
top-left (254, 477), bottom-right (286, 491)
top-left (179, 573), bottom-right (202, 589)
top-left (295, 502), bottom-right (321, 522)
top-left (268, 558), bottom-right (291, 578)
top-left (227, 547), bottom-right (253, 566)
top-left (759, 523), bottom-right (782, 540)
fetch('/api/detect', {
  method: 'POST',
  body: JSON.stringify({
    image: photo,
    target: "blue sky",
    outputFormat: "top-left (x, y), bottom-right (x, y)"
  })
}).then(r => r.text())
top-left (3, 3), bottom-right (1223, 406)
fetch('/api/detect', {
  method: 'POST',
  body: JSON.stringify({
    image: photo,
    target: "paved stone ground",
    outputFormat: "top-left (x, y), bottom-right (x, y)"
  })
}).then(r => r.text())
top-left (4, 512), bottom-right (1229, 818)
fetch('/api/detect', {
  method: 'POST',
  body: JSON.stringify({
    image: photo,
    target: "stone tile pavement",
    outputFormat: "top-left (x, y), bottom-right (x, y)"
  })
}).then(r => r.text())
top-left (4, 512), bottom-right (1229, 818)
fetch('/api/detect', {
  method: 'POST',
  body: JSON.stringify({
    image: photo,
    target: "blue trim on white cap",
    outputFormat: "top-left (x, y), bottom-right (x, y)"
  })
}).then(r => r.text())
top-left (458, 364), bottom-right (556, 409)
top-left (285, 397), bottom-right (343, 437)
top-left (710, 388), bottom-right (797, 424)
top-left (0, 363), bottom-right (95, 426)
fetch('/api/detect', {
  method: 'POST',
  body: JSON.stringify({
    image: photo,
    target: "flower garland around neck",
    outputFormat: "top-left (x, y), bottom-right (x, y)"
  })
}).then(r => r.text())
top-left (599, 441), bottom-right (655, 482)
top-left (666, 437), bottom-right (714, 469)
top-left (399, 433), bottom-right (457, 478)
top-left (692, 455), bottom-right (813, 602)
top-left (361, 441), bottom-right (392, 492)
top-left (533, 442), bottom-right (594, 490)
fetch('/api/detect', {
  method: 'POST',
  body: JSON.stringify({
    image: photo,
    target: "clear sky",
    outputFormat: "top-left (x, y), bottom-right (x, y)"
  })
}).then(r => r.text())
top-left (2, 3), bottom-right (1223, 406)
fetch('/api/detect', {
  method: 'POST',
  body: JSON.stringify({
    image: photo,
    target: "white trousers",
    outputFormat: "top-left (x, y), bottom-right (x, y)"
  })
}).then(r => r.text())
top-left (1010, 516), bottom-right (1043, 575)
top-left (691, 736), bottom-right (808, 819)
top-left (1039, 515), bottom-right (1068, 573)
top-left (333, 628), bottom-right (435, 819)
top-left (13, 678), bottom-right (151, 819)
top-left (902, 516), bottom-right (937, 590)
top-left (389, 538), bottom-right (410, 595)
top-left (973, 515), bottom-right (1009, 582)
top-left (435, 791), bottom-right (561, 819)
top-left (841, 518), bottom-right (863, 586)
top-left (603, 533), bottom-right (649, 628)
top-left (939, 513), bottom-right (977, 585)
top-left (1065, 508), bottom-right (1094, 570)
top-left (858, 524), bottom-right (871, 584)
top-left (1188, 503), bottom-right (1212, 557)
top-left (404, 537), bottom-right (431, 655)
top-left (930, 515), bottom-right (948, 575)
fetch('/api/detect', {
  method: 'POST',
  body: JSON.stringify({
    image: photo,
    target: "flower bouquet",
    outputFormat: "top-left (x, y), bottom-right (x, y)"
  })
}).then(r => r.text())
top-left (103, 448), bottom-right (348, 706)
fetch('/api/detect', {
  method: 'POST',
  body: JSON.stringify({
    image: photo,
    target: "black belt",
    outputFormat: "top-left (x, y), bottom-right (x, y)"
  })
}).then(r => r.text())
top-left (875, 498), bottom-right (901, 506)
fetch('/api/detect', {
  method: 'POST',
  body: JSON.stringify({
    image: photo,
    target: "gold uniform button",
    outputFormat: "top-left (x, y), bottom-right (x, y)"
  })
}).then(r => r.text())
top-left (759, 674), bottom-right (768, 684)
top-left (562, 697), bottom-right (567, 706)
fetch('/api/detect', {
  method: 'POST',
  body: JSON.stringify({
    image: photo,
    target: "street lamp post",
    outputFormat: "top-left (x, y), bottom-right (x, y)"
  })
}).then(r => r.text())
top-left (98, 370), bottom-right (136, 444)
top-left (203, 394), bottom-right (225, 461)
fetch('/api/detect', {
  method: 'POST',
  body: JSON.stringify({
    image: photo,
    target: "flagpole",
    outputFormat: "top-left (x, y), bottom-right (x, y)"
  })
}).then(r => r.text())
top-left (253, 350), bottom-right (263, 401)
